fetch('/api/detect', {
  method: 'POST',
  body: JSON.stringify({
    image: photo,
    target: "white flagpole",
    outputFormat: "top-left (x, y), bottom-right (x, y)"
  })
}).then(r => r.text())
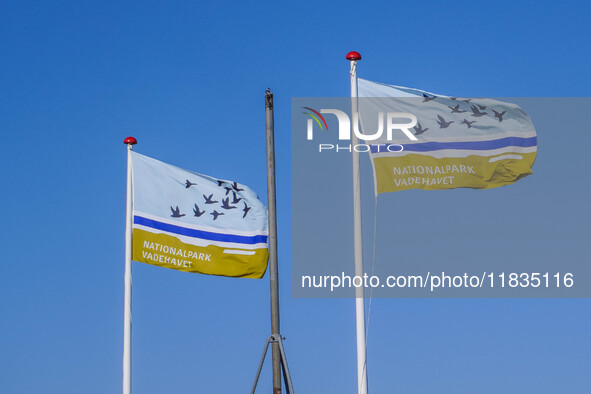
top-left (347, 51), bottom-right (368, 394)
top-left (123, 136), bottom-right (137, 394)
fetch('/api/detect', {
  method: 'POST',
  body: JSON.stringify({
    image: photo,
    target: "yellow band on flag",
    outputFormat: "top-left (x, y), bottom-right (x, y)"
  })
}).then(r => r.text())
top-left (372, 152), bottom-right (536, 194)
top-left (132, 229), bottom-right (268, 278)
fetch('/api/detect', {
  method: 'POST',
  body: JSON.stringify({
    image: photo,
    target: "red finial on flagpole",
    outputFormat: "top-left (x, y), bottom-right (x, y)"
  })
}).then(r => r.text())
top-left (346, 51), bottom-right (362, 61)
top-left (123, 136), bottom-right (137, 145)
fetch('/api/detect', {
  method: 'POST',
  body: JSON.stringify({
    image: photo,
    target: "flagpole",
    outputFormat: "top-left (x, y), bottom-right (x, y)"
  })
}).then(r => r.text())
top-left (346, 51), bottom-right (369, 394)
top-left (123, 136), bottom-right (137, 394)
top-left (265, 89), bottom-right (283, 393)
top-left (251, 90), bottom-right (294, 394)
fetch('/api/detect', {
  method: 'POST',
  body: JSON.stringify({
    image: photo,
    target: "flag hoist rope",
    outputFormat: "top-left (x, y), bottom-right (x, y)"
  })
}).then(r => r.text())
top-left (348, 52), bottom-right (369, 394)
top-left (365, 197), bottom-right (379, 355)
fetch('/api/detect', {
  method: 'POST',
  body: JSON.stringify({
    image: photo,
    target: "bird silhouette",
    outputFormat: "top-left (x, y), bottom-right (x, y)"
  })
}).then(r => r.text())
top-left (436, 114), bottom-right (454, 128)
top-left (211, 210), bottom-right (224, 220)
top-left (170, 206), bottom-right (185, 218)
top-left (224, 186), bottom-right (233, 196)
top-left (242, 202), bottom-right (251, 218)
top-left (185, 180), bottom-right (197, 189)
top-left (450, 97), bottom-right (458, 101)
top-left (448, 104), bottom-right (467, 113)
top-left (231, 191), bottom-right (242, 204)
top-left (462, 98), bottom-right (472, 103)
top-left (492, 110), bottom-right (507, 122)
top-left (232, 182), bottom-right (244, 192)
top-left (203, 194), bottom-right (218, 204)
top-left (477, 104), bottom-right (487, 110)
top-left (221, 197), bottom-right (237, 210)
top-left (422, 93), bottom-right (437, 102)
top-left (413, 122), bottom-right (429, 136)
top-left (461, 119), bottom-right (477, 128)
top-left (217, 180), bottom-right (225, 187)
top-left (470, 104), bottom-right (487, 117)
top-left (193, 204), bottom-right (205, 217)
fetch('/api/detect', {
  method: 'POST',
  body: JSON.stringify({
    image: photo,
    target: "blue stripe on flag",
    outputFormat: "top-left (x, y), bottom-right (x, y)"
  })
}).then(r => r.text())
top-left (370, 136), bottom-right (537, 153)
top-left (134, 216), bottom-right (268, 245)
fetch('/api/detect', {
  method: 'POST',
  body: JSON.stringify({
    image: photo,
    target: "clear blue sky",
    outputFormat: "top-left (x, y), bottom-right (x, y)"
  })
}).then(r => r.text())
top-left (0, 1), bottom-right (589, 393)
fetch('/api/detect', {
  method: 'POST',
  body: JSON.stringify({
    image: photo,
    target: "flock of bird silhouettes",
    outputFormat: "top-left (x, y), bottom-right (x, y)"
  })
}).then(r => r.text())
top-left (412, 94), bottom-right (507, 136)
top-left (170, 180), bottom-right (252, 221)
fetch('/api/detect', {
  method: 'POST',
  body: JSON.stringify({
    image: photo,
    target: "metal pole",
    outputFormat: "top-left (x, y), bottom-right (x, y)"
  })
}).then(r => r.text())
top-left (265, 89), bottom-right (282, 394)
top-left (251, 337), bottom-right (273, 394)
top-left (123, 136), bottom-right (137, 394)
top-left (347, 51), bottom-right (369, 394)
top-left (277, 337), bottom-right (294, 393)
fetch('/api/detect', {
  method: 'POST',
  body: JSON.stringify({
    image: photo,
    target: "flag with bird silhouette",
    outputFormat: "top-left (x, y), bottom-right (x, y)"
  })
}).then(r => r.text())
top-left (357, 78), bottom-right (537, 194)
top-left (130, 152), bottom-right (268, 278)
